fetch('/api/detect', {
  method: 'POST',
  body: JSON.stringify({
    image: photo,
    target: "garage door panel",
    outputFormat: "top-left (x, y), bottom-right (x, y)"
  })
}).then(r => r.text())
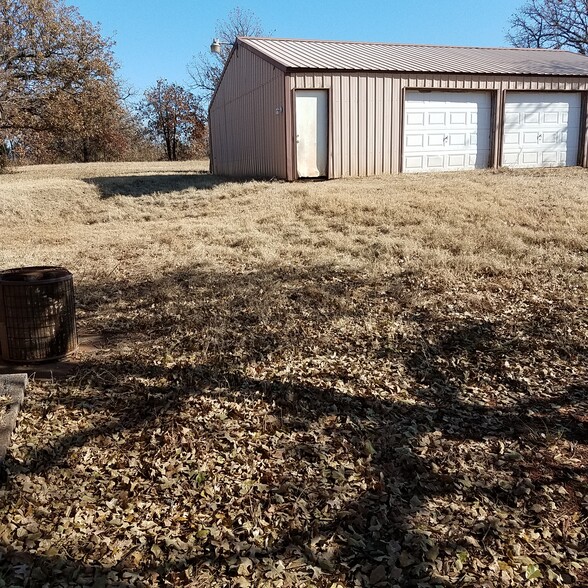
top-left (448, 154), bottom-right (466, 167)
top-left (428, 134), bottom-right (445, 146)
top-left (449, 112), bottom-right (467, 125)
top-left (405, 135), bottom-right (423, 147)
top-left (405, 155), bottom-right (423, 170)
top-left (406, 112), bottom-right (425, 125)
top-left (544, 112), bottom-right (558, 124)
top-left (505, 112), bottom-right (520, 124)
top-left (404, 91), bottom-right (491, 173)
top-left (502, 92), bottom-right (580, 168)
top-left (524, 112), bottom-right (540, 124)
top-left (429, 113), bottom-right (445, 124)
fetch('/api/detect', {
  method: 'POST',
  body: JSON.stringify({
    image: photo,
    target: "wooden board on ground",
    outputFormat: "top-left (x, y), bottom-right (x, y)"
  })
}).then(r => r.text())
top-left (0, 374), bottom-right (27, 462)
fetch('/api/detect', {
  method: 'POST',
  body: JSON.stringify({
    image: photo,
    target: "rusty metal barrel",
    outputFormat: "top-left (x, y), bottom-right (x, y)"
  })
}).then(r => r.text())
top-left (0, 266), bottom-right (78, 363)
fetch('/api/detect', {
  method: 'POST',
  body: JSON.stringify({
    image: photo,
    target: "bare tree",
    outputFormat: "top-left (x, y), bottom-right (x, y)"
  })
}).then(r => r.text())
top-left (139, 79), bottom-right (206, 161)
top-left (507, 0), bottom-right (588, 54)
top-left (187, 7), bottom-right (265, 102)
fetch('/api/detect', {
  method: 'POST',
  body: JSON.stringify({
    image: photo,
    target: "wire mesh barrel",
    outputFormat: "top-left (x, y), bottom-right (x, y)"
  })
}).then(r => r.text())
top-left (0, 266), bottom-right (78, 363)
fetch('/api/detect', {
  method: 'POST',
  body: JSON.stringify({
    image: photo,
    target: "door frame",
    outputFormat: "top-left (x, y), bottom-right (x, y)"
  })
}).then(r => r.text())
top-left (500, 90), bottom-right (583, 168)
top-left (400, 89), bottom-right (494, 173)
top-left (292, 88), bottom-right (330, 179)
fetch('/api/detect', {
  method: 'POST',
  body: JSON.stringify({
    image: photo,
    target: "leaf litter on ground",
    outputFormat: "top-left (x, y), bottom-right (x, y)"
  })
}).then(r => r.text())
top-left (0, 163), bottom-right (586, 587)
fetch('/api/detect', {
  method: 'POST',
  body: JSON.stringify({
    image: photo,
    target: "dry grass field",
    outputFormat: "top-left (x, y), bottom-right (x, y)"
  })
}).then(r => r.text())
top-left (0, 161), bottom-right (587, 587)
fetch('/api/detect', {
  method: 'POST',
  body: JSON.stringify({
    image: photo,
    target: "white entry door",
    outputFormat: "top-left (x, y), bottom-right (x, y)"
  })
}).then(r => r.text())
top-left (502, 92), bottom-right (581, 168)
top-left (295, 90), bottom-right (328, 178)
top-left (403, 91), bottom-right (492, 172)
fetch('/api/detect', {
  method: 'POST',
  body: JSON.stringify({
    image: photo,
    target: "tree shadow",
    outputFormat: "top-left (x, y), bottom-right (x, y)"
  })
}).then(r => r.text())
top-left (86, 171), bottom-right (242, 198)
top-left (1, 265), bottom-right (586, 586)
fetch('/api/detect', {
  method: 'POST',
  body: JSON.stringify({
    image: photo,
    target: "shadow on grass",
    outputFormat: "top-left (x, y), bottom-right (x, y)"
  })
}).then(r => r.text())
top-left (1, 266), bottom-right (586, 586)
top-left (85, 171), bottom-right (241, 198)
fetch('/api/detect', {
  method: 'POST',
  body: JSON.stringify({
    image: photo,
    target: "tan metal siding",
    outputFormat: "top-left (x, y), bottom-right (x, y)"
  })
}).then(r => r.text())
top-left (340, 75), bottom-right (350, 176)
top-left (349, 76), bottom-right (358, 176)
top-left (582, 94), bottom-right (588, 167)
top-left (391, 78), bottom-right (402, 173)
top-left (492, 90), bottom-right (504, 168)
top-left (358, 76), bottom-right (367, 176)
top-left (331, 76), bottom-right (341, 178)
top-left (382, 77), bottom-right (392, 174)
top-left (209, 46), bottom-right (286, 178)
top-left (583, 97), bottom-right (588, 167)
top-left (289, 72), bottom-right (588, 178)
top-left (288, 73), bottom-right (398, 178)
top-left (398, 74), bottom-right (588, 91)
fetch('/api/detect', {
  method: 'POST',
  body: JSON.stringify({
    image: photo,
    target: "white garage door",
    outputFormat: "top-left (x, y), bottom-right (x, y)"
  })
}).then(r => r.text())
top-left (404, 91), bottom-right (492, 173)
top-left (502, 92), bottom-right (581, 168)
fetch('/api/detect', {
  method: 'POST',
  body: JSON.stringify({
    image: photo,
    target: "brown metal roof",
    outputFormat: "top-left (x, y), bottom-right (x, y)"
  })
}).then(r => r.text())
top-left (239, 37), bottom-right (588, 76)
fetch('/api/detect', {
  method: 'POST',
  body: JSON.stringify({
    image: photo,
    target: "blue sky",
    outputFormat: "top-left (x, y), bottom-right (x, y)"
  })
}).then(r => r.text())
top-left (72, 0), bottom-right (524, 99)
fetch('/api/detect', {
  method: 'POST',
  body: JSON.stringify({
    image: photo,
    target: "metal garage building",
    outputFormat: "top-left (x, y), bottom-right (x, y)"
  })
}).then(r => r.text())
top-left (208, 37), bottom-right (588, 180)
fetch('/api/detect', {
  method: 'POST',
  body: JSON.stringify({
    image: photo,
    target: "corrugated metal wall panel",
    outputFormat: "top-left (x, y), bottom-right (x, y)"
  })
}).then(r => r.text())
top-left (358, 76), bottom-right (367, 176)
top-left (209, 46), bottom-right (286, 178)
top-left (382, 77), bottom-right (392, 175)
top-left (375, 76), bottom-right (384, 175)
top-left (367, 76), bottom-right (375, 175)
top-left (340, 75), bottom-right (350, 177)
top-left (289, 72), bottom-right (588, 178)
top-left (391, 78), bottom-right (402, 174)
top-left (349, 76), bottom-right (359, 176)
top-left (329, 76), bottom-right (344, 178)
top-left (582, 94), bottom-right (588, 167)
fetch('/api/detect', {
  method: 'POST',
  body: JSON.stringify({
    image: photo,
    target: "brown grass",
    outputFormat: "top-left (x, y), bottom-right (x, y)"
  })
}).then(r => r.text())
top-left (1, 162), bottom-right (586, 282)
top-left (0, 162), bottom-right (587, 587)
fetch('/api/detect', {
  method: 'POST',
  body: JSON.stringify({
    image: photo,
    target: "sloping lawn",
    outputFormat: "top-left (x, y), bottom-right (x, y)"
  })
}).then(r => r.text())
top-left (0, 162), bottom-right (586, 587)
